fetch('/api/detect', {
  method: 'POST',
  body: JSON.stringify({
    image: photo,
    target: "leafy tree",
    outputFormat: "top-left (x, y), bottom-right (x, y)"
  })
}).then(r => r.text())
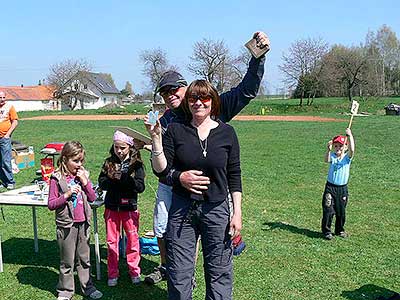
top-left (121, 81), bottom-right (133, 96)
top-left (365, 25), bottom-right (400, 95)
top-left (322, 45), bottom-right (369, 101)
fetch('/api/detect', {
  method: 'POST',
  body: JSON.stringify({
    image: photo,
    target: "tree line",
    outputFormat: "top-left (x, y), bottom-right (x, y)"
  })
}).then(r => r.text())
top-left (280, 25), bottom-right (400, 105)
top-left (46, 24), bottom-right (399, 108)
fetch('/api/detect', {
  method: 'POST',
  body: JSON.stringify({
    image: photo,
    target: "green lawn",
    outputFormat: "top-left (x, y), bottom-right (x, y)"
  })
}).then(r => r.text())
top-left (17, 96), bottom-right (400, 119)
top-left (0, 112), bottom-right (399, 299)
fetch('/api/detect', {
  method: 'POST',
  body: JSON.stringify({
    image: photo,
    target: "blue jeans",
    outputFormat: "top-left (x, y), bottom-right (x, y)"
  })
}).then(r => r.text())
top-left (153, 182), bottom-right (173, 238)
top-left (0, 137), bottom-right (15, 186)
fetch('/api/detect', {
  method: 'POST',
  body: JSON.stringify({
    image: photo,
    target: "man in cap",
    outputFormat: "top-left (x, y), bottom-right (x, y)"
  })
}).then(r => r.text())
top-left (0, 90), bottom-right (18, 190)
top-left (145, 31), bottom-right (269, 285)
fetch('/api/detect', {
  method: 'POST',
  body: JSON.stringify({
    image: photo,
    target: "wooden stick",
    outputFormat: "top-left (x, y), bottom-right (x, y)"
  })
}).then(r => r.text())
top-left (348, 114), bottom-right (354, 129)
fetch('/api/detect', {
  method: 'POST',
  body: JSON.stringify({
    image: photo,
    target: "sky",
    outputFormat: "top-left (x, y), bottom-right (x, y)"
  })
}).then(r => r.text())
top-left (1, 0), bottom-right (399, 94)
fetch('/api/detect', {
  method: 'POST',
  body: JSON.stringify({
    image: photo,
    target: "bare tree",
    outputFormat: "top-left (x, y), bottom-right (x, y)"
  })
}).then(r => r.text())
top-left (189, 38), bottom-right (238, 93)
top-left (139, 48), bottom-right (177, 101)
top-left (47, 58), bottom-right (93, 110)
top-left (47, 58), bottom-right (92, 89)
top-left (279, 37), bottom-right (328, 105)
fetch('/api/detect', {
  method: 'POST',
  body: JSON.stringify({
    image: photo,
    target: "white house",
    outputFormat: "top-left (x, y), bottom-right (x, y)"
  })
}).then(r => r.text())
top-left (57, 71), bottom-right (121, 109)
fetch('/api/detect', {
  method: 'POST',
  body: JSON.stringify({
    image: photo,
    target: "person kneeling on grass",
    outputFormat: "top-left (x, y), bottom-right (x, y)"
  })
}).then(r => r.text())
top-left (321, 128), bottom-right (355, 240)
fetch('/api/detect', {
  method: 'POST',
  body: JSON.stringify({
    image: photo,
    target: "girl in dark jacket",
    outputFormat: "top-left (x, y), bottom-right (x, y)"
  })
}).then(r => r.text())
top-left (98, 130), bottom-right (145, 286)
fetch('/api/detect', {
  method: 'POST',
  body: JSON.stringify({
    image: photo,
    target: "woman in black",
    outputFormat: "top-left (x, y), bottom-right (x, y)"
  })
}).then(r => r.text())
top-left (145, 80), bottom-right (242, 300)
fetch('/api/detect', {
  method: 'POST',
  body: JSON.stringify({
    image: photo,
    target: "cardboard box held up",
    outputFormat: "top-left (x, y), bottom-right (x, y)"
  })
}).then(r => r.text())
top-left (12, 150), bottom-right (35, 170)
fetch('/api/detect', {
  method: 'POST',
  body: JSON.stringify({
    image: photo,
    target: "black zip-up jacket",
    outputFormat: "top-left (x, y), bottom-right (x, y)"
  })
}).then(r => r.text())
top-left (157, 56), bottom-right (266, 185)
top-left (98, 158), bottom-right (145, 211)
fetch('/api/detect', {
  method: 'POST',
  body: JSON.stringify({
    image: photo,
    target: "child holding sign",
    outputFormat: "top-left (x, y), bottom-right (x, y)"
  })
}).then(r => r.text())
top-left (321, 128), bottom-right (355, 240)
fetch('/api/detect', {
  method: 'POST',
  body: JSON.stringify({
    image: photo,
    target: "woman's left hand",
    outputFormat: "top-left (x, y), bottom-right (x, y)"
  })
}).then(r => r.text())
top-left (229, 213), bottom-right (242, 239)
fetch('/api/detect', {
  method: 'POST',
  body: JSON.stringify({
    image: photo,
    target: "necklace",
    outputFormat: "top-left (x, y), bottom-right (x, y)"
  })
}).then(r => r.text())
top-left (199, 137), bottom-right (208, 158)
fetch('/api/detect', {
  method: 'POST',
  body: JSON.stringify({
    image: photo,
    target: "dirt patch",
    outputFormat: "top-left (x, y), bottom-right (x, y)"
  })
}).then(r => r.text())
top-left (22, 114), bottom-right (345, 122)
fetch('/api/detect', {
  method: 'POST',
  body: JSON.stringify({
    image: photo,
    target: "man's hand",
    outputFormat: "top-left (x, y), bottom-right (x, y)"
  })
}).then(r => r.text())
top-left (179, 170), bottom-right (210, 194)
top-left (230, 213), bottom-right (242, 239)
top-left (253, 31), bottom-right (270, 50)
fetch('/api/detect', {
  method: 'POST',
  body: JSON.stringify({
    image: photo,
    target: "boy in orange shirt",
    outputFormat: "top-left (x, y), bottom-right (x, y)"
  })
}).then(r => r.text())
top-left (0, 90), bottom-right (18, 189)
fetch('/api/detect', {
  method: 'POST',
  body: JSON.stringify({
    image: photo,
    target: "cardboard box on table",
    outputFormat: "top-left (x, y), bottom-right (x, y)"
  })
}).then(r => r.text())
top-left (12, 150), bottom-right (35, 170)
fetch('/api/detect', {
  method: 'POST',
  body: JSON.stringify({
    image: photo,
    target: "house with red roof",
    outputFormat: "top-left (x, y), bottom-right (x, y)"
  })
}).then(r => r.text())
top-left (0, 85), bottom-right (58, 111)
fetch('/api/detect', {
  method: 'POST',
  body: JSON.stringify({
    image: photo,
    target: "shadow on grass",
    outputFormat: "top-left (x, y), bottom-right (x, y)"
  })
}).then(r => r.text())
top-left (341, 284), bottom-right (399, 300)
top-left (6, 238), bottom-right (167, 299)
top-left (262, 221), bottom-right (322, 239)
top-left (17, 266), bottom-right (58, 295)
top-left (2, 237), bottom-right (159, 281)
top-left (2, 237), bottom-right (59, 268)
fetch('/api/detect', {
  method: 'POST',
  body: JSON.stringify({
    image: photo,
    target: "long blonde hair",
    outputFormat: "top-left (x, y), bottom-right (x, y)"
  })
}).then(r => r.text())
top-left (56, 141), bottom-right (85, 176)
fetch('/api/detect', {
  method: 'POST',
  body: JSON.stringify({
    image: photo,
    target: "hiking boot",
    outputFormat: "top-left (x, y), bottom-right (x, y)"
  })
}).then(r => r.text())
top-left (144, 266), bottom-right (166, 285)
top-left (107, 277), bottom-right (118, 287)
top-left (337, 231), bottom-right (348, 238)
top-left (192, 276), bottom-right (197, 289)
top-left (324, 233), bottom-right (333, 240)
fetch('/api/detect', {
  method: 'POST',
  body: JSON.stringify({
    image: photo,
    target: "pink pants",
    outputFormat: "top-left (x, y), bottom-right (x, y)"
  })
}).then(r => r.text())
top-left (104, 208), bottom-right (141, 279)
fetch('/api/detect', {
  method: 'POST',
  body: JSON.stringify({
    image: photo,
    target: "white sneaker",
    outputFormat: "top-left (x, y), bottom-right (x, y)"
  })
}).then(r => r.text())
top-left (131, 275), bottom-right (141, 284)
top-left (89, 290), bottom-right (103, 299)
top-left (107, 277), bottom-right (118, 287)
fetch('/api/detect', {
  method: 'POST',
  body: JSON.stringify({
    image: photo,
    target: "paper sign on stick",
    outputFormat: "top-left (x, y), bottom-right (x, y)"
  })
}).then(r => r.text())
top-left (350, 100), bottom-right (360, 115)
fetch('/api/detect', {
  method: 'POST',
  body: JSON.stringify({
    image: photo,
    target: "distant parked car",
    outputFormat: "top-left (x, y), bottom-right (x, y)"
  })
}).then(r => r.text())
top-left (385, 103), bottom-right (400, 115)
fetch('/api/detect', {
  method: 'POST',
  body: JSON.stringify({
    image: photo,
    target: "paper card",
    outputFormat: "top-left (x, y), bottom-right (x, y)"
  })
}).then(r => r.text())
top-left (245, 38), bottom-right (270, 59)
top-left (350, 100), bottom-right (360, 115)
top-left (147, 110), bottom-right (159, 126)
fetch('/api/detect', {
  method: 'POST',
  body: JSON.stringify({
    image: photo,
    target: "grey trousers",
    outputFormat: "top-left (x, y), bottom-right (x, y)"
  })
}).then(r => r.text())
top-left (166, 193), bottom-right (233, 300)
top-left (56, 222), bottom-right (96, 299)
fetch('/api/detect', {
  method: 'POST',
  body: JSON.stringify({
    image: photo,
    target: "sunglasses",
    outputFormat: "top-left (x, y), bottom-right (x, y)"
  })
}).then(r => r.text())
top-left (187, 95), bottom-right (212, 104)
top-left (160, 86), bottom-right (180, 98)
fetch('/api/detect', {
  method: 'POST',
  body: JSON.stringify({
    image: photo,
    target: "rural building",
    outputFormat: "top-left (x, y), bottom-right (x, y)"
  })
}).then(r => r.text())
top-left (56, 71), bottom-right (121, 110)
top-left (0, 85), bottom-right (58, 111)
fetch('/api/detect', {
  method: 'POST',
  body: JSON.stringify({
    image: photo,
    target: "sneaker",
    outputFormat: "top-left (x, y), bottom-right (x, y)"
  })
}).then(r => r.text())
top-left (89, 290), bottom-right (103, 299)
top-left (107, 277), bottom-right (118, 287)
top-left (337, 231), bottom-right (348, 238)
top-left (131, 275), bottom-right (141, 285)
top-left (144, 266), bottom-right (166, 285)
top-left (6, 184), bottom-right (15, 190)
top-left (191, 276), bottom-right (197, 289)
top-left (324, 233), bottom-right (333, 240)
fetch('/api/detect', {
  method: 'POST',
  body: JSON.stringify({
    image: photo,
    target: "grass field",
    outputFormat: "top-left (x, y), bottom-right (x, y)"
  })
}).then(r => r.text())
top-left (17, 96), bottom-right (400, 119)
top-left (1, 98), bottom-right (399, 300)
